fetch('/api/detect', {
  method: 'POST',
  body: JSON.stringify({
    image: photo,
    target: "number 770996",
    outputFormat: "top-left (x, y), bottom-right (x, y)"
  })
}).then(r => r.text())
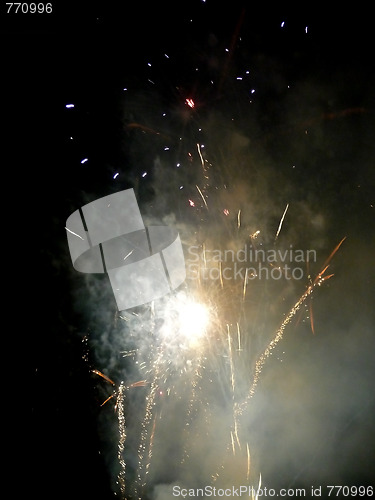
top-left (6, 3), bottom-right (53, 14)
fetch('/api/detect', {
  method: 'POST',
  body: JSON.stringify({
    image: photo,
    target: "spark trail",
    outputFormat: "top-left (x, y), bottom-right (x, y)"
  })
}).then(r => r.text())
top-left (236, 243), bottom-right (344, 415)
top-left (275, 203), bottom-right (289, 242)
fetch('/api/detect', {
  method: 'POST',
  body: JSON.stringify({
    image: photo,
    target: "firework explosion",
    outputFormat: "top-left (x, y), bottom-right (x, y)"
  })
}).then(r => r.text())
top-left (74, 56), bottom-right (352, 496)
top-left (79, 134), bottom-right (346, 499)
top-left (68, 122), bottom-right (370, 496)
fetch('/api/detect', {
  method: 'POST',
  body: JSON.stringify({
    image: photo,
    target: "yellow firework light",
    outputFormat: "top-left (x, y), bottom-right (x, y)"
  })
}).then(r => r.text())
top-left (157, 291), bottom-right (213, 352)
top-left (178, 300), bottom-right (210, 341)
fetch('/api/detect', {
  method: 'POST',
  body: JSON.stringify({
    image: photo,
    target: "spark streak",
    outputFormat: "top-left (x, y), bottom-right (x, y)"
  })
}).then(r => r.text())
top-left (275, 203), bottom-right (289, 241)
top-left (243, 268), bottom-right (248, 301)
top-left (246, 442), bottom-right (251, 481)
top-left (123, 249), bottom-right (134, 261)
top-left (65, 227), bottom-right (84, 240)
top-left (237, 323), bottom-right (242, 353)
top-left (227, 324), bottom-right (235, 396)
top-left (197, 143), bottom-right (204, 167)
top-left (92, 369), bottom-right (115, 386)
top-left (196, 184), bottom-right (208, 210)
top-left (219, 261), bottom-right (224, 289)
top-left (254, 474), bottom-right (262, 500)
top-left (237, 209), bottom-right (241, 229)
top-left (318, 236), bottom-right (346, 277)
top-left (230, 431), bottom-right (236, 455)
top-left (101, 394), bottom-right (115, 407)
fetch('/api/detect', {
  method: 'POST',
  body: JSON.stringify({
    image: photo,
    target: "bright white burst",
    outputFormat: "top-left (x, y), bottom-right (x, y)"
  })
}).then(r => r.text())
top-left (177, 300), bottom-right (210, 341)
top-left (159, 292), bottom-right (211, 347)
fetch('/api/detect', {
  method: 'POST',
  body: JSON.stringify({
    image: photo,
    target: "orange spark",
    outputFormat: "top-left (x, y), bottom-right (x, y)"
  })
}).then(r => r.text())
top-left (101, 394), bottom-right (115, 407)
top-left (92, 369), bottom-right (115, 386)
top-left (127, 380), bottom-right (148, 389)
top-left (320, 236), bottom-right (347, 273)
top-left (309, 299), bottom-right (315, 335)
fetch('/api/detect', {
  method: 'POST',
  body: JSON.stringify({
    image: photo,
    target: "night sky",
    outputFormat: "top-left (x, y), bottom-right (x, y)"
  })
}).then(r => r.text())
top-left (5, 2), bottom-right (374, 499)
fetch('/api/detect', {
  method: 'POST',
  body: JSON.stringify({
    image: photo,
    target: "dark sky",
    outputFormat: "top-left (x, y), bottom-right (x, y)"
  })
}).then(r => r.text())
top-left (4, 2), bottom-right (374, 499)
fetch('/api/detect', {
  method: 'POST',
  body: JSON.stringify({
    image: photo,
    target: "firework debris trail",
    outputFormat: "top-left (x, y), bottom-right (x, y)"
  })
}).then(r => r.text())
top-left (236, 236), bottom-right (346, 416)
top-left (116, 382), bottom-right (127, 497)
